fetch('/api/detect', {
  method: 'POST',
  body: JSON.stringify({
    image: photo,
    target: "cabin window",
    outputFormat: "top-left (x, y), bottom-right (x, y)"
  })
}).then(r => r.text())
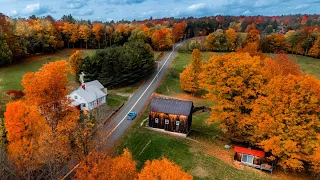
top-left (165, 119), bottom-right (169, 124)
top-left (241, 154), bottom-right (254, 164)
top-left (155, 118), bottom-right (159, 123)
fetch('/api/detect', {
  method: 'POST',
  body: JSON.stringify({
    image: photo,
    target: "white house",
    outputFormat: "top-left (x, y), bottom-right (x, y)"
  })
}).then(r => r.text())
top-left (68, 80), bottom-right (107, 111)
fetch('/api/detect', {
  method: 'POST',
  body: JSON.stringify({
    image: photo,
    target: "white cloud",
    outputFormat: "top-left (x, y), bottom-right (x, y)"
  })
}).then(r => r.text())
top-left (187, 3), bottom-right (207, 11)
top-left (62, 0), bottom-right (87, 9)
top-left (8, 10), bottom-right (18, 17)
top-left (104, 0), bottom-right (145, 5)
top-left (73, 9), bottom-right (94, 16)
top-left (242, 10), bottom-right (251, 15)
top-left (22, 3), bottom-right (56, 15)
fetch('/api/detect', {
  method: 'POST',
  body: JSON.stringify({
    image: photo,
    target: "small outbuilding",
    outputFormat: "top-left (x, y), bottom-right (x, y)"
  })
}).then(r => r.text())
top-left (149, 97), bottom-right (193, 134)
top-left (234, 146), bottom-right (273, 173)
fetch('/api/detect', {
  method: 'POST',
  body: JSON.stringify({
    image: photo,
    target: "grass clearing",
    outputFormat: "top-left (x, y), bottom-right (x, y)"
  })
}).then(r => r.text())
top-left (0, 49), bottom-right (96, 92)
top-left (267, 53), bottom-right (320, 78)
top-left (288, 54), bottom-right (320, 78)
top-left (156, 52), bottom-right (224, 96)
top-left (107, 94), bottom-right (128, 108)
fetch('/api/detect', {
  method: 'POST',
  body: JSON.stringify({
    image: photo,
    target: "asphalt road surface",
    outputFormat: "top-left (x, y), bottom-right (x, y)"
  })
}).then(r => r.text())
top-left (61, 42), bottom-right (182, 179)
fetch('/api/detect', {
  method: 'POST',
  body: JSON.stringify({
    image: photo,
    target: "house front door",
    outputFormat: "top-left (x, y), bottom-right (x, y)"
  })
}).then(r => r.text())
top-left (164, 119), bottom-right (169, 131)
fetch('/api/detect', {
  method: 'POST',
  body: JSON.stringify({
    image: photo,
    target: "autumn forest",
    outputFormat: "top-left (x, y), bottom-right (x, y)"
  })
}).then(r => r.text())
top-left (0, 8), bottom-right (320, 180)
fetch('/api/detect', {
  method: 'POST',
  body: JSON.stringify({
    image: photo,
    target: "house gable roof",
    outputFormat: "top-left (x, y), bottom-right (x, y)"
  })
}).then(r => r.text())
top-left (150, 97), bottom-right (193, 116)
top-left (74, 86), bottom-right (105, 103)
top-left (78, 80), bottom-right (104, 90)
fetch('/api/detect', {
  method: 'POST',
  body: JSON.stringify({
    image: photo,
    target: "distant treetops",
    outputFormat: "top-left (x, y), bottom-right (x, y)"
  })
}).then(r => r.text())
top-left (180, 48), bottom-right (320, 175)
top-left (1, 13), bottom-right (320, 66)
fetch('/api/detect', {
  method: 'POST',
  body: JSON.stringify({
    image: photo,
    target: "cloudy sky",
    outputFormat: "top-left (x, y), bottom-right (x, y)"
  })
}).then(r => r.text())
top-left (1, 0), bottom-right (320, 21)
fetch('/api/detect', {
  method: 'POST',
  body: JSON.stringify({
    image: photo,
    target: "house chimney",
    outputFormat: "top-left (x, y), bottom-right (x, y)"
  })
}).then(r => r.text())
top-left (82, 83), bottom-right (86, 90)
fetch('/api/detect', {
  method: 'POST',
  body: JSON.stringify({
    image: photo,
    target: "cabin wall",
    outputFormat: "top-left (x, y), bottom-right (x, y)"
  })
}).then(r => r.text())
top-left (234, 152), bottom-right (262, 165)
top-left (149, 111), bottom-right (191, 134)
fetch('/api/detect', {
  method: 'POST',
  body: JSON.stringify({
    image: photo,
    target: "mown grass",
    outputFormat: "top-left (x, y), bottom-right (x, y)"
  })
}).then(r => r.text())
top-left (107, 94), bottom-right (128, 108)
top-left (156, 52), bottom-right (224, 96)
top-left (0, 49), bottom-right (96, 92)
top-left (287, 54), bottom-right (320, 78)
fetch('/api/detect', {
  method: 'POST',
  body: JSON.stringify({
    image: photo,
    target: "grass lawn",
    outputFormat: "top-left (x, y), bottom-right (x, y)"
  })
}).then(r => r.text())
top-left (267, 53), bottom-right (320, 79)
top-left (288, 54), bottom-right (320, 78)
top-left (107, 94), bottom-right (128, 108)
top-left (0, 49), bottom-right (96, 92)
top-left (156, 52), bottom-right (225, 96)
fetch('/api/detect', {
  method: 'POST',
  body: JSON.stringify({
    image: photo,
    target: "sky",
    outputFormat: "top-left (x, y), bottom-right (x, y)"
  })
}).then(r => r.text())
top-left (1, 0), bottom-right (320, 22)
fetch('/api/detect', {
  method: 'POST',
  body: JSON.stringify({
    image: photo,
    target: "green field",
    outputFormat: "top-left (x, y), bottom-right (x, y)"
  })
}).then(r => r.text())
top-left (0, 49), bottom-right (96, 92)
top-left (287, 54), bottom-right (320, 78)
top-left (116, 107), bottom-right (272, 180)
top-left (156, 52), bottom-right (224, 96)
top-left (0, 50), bottom-right (167, 93)
top-left (107, 94), bottom-right (129, 108)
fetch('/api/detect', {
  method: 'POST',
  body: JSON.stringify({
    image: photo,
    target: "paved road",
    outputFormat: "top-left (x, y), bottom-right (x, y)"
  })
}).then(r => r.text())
top-left (61, 43), bottom-right (182, 179)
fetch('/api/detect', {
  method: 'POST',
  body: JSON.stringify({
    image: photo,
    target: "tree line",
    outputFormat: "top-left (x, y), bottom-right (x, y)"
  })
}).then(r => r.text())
top-left (180, 48), bottom-right (320, 176)
top-left (1, 13), bottom-right (320, 66)
top-left (179, 24), bottom-right (320, 59)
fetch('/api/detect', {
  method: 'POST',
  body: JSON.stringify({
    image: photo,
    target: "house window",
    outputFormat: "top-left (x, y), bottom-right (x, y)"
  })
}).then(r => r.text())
top-left (155, 118), bottom-right (159, 123)
top-left (165, 119), bottom-right (169, 125)
top-left (82, 103), bottom-right (86, 107)
top-left (74, 95), bottom-right (78, 99)
top-left (176, 121), bottom-right (180, 126)
top-left (241, 154), bottom-right (254, 164)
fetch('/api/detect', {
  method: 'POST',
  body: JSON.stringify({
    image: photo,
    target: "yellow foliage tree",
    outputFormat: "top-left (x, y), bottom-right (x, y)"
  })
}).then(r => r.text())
top-left (308, 38), bottom-right (320, 58)
top-left (69, 50), bottom-right (83, 79)
top-left (199, 53), bottom-right (267, 142)
top-left (180, 49), bottom-right (202, 94)
top-left (226, 28), bottom-right (238, 50)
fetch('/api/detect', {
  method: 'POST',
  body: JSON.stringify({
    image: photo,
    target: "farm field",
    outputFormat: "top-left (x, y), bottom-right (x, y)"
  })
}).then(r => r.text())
top-left (0, 50), bottom-right (166, 93)
top-left (0, 49), bottom-right (96, 92)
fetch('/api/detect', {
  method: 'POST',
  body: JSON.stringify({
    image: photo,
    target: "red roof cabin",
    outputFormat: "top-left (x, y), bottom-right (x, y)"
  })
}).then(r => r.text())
top-left (234, 146), bottom-right (274, 174)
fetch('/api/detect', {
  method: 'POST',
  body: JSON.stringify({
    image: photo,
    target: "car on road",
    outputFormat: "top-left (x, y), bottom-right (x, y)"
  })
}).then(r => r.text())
top-left (127, 112), bottom-right (137, 120)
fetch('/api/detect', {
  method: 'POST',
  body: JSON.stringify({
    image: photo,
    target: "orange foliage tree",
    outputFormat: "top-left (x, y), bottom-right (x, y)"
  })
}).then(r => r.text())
top-left (246, 28), bottom-right (260, 45)
top-left (250, 74), bottom-right (320, 172)
top-left (69, 50), bottom-right (83, 79)
top-left (151, 27), bottom-right (173, 50)
top-left (263, 53), bottom-right (301, 79)
top-left (92, 23), bottom-right (104, 48)
top-left (74, 149), bottom-right (138, 180)
top-left (138, 157), bottom-right (193, 180)
top-left (180, 49), bottom-right (202, 94)
top-left (199, 53), bottom-right (267, 142)
top-left (19, 60), bottom-right (79, 177)
top-left (4, 100), bottom-right (49, 177)
top-left (173, 22), bottom-right (186, 42)
top-left (236, 42), bottom-right (266, 60)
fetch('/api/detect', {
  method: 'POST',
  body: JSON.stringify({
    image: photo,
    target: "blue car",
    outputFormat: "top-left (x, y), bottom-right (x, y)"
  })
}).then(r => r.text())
top-left (127, 112), bottom-right (137, 120)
